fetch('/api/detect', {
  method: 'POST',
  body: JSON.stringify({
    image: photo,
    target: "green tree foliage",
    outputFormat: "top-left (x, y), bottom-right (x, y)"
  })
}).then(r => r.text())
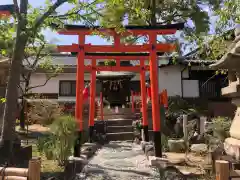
top-left (0, 17), bottom-right (63, 130)
top-left (187, 1), bottom-right (240, 60)
top-left (99, 0), bottom-right (223, 55)
top-left (0, 18), bottom-right (15, 57)
top-left (100, 0), bottom-right (220, 33)
top-left (0, 0), bottom-right (103, 151)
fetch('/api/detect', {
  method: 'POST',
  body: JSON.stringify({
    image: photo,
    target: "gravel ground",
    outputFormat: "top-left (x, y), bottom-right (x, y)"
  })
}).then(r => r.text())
top-left (81, 141), bottom-right (160, 180)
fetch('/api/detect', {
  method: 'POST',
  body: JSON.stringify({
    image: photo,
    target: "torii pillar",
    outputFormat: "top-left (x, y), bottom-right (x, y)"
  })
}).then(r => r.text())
top-left (74, 36), bottom-right (85, 157)
top-left (149, 33), bottom-right (162, 157)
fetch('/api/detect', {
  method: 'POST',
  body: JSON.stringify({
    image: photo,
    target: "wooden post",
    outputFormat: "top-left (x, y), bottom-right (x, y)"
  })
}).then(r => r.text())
top-left (114, 33), bottom-right (121, 68)
top-left (74, 35), bottom-right (85, 157)
top-left (140, 59), bottom-right (149, 142)
top-left (28, 157), bottom-right (41, 180)
top-left (183, 115), bottom-right (188, 154)
top-left (149, 32), bottom-right (161, 157)
top-left (215, 160), bottom-right (230, 180)
top-left (89, 58), bottom-right (96, 142)
top-left (200, 116), bottom-right (207, 134)
top-left (100, 92), bottom-right (104, 120)
top-left (131, 90), bottom-right (135, 113)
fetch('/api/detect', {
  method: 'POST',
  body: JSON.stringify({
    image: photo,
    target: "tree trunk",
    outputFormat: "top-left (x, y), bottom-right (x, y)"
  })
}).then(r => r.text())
top-left (19, 77), bottom-right (30, 130)
top-left (0, 0), bottom-right (28, 152)
top-left (19, 97), bottom-right (26, 130)
top-left (150, 0), bottom-right (157, 25)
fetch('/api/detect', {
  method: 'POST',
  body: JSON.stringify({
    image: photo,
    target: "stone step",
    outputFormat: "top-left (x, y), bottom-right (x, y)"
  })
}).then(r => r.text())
top-left (107, 132), bottom-right (133, 141)
top-left (106, 119), bottom-right (133, 126)
top-left (107, 125), bottom-right (133, 133)
top-left (96, 114), bottom-right (136, 120)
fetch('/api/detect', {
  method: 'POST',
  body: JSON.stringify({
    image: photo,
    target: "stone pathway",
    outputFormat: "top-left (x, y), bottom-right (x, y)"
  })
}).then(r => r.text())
top-left (81, 141), bottom-right (160, 180)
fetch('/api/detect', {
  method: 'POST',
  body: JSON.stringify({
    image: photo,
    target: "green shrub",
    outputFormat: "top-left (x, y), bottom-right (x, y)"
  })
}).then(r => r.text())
top-left (211, 116), bottom-right (231, 132)
top-left (206, 116), bottom-right (231, 151)
top-left (37, 115), bottom-right (77, 166)
top-left (161, 134), bottom-right (169, 152)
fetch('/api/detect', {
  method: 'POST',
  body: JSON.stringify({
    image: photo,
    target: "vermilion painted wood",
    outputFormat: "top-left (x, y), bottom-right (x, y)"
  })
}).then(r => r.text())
top-left (58, 27), bottom-right (176, 142)
top-left (0, 11), bottom-right (11, 17)
top-left (75, 36), bottom-right (85, 131)
top-left (100, 92), bottom-right (103, 120)
top-left (163, 89), bottom-right (168, 108)
top-left (89, 59), bottom-right (96, 127)
top-left (131, 90), bottom-right (134, 113)
top-left (85, 55), bottom-right (149, 60)
top-left (149, 33), bottom-right (161, 132)
top-left (84, 66), bottom-right (150, 72)
top-left (58, 43), bottom-right (176, 53)
top-left (140, 59), bottom-right (148, 126)
top-left (58, 29), bottom-right (177, 36)
top-left (114, 34), bottom-right (121, 68)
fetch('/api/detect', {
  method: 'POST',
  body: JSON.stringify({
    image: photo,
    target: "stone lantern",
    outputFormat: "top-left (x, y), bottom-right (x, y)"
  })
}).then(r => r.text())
top-left (210, 26), bottom-right (240, 160)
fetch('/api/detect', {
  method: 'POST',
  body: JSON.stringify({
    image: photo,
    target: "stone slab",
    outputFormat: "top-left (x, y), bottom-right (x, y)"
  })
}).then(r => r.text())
top-left (148, 155), bottom-right (205, 176)
top-left (64, 142), bottom-right (100, 180)
top-left (190, 144), bottom-right (208, 155)
top-left (224, 137), bottom-right (240, 160)
top-left (163, 152), bottom-right (186, 164)
top-left (230, 107), bottom-right (240, 139)
top-left (168, 139), bottom-right (185, 153)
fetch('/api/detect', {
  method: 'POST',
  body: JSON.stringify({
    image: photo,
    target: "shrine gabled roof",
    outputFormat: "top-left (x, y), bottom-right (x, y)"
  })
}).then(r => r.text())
top-left (0, 4), bottom-right (15, 13)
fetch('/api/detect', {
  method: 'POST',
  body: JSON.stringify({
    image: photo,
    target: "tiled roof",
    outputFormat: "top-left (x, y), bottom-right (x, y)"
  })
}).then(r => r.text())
top-left (23, 53), bottom-right (142, 67)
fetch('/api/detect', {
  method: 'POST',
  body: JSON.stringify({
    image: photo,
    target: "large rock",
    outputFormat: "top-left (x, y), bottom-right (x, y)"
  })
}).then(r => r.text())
top-left (190, 144), bottom-right (208, 155)
top-left (168, 139), bottom-right (185, 153)
top-left (229, 108), bottom-right (240, 139)
top-left (224, 137), bottom-right (240, 160)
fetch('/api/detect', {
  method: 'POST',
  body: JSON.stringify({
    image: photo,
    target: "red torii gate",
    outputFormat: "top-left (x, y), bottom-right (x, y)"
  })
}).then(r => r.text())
top-left (57, 23), bottom-right (184, 157)
top-left (0, 4), bottom-right (14, 17)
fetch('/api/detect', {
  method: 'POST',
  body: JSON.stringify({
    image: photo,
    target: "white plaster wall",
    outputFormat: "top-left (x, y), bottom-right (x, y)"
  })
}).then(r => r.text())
top-left (29, 72), bottom-right (140, 94)
top-left (28, 73), bottom-right (90, 94)
top-left (28, 65), bottom-right (200, 99)
top-left (158, 65), bottom-right (186, 97)
top-left (182, 80), bottom-right (199, 97)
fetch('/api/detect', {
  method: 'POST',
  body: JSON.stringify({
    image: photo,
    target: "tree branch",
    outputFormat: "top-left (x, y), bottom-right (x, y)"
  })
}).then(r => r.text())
top-left (50, 9), bottom-right (81, 18)
top-left (13, 0), bottom-right (21, 20)
top-left (27, 75), bottom-right (54, 90)
top-left (33, 0), bottom-right (67, 30)
top-left (18, 84), bottom-right (24, 95)
top-left (30, 43), bottom-right (46, 70)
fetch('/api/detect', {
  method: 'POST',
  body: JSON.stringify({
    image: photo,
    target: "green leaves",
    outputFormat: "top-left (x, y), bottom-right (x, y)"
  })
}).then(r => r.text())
top-left (104, 60), bottom-right (116, 66)
top-left (0, 98), bottom-right (6, 103)
top-left (37, 115), bottom-right (77, 166)
top-left (190, 6), bottom-right (210, 35)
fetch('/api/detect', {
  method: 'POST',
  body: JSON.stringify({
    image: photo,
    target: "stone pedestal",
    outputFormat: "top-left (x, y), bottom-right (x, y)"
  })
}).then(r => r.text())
top-left (224, 105), bottom-right (240, 160)
top-left (222, 87), bottom-right (240, 160)
top-left (210, 26), bottom-right (240, 161)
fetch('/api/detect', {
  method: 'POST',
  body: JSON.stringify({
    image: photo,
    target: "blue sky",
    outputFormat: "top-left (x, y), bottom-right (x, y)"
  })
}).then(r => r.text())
top-left (0, 0), bottom-right (111, 45)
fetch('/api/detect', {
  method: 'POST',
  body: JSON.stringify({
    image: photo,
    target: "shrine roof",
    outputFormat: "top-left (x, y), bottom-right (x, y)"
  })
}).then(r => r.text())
top-left (0, 4), bottom-right (14, 13)
top-left (22, 53), bottom-right (216, 68)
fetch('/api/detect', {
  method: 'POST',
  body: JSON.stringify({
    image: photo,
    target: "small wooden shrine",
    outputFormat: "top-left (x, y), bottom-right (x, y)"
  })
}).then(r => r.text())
top-left (97, 61), bottom-right (136, 107)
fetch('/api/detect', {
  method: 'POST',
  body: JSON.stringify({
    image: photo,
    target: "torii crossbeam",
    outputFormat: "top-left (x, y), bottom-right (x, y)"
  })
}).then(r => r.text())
top-left (57, 23), bottom-right (184, 158)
